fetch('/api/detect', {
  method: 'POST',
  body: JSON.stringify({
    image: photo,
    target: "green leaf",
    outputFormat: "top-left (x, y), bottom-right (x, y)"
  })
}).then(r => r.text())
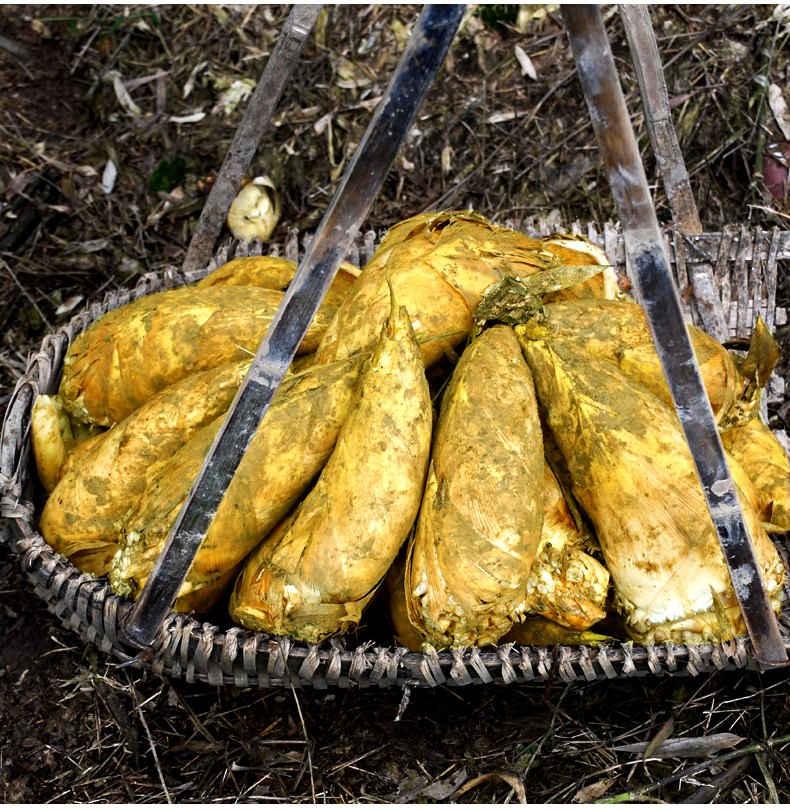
top-left (643, 717), bottom-right (675, 761)
top-left (478, 5), bottom-right (519, 32)
top-left (107, 15), bottom-right (124, 37)
top-left (150, 158), bottom-right (186, 193)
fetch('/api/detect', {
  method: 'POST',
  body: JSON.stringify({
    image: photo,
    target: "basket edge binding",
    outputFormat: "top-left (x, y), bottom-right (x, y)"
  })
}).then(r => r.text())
top-left (0, 519), bottom-right (768, 688)
top-left (1, 226), bottom-right (789, 688)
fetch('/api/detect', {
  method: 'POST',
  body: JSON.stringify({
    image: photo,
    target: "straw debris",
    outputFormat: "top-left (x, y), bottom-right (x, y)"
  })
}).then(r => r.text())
top-left (2, 4), bottom-right (790, 804)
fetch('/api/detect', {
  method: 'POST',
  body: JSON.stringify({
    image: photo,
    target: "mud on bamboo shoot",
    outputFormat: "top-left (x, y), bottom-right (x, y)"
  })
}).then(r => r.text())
top-left (230, 292), bottom-right (432, 641)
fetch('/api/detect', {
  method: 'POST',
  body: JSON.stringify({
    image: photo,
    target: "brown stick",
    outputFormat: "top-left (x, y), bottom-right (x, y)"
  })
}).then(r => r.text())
top-left (620, 4), bottom-right (729, 343)
top-left (181, 5), bottom-right (321, 274)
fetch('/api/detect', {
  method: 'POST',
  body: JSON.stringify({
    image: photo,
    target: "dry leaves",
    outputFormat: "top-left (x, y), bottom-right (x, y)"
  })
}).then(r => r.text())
top-left (643, 716), bottom-right (675, 760)
top-left (390, 767), bottom-right (468, 803)
top-left (573, 777), bottom-right (617, 803)
top-left (451, 771), bottom-right (527, 803)
top-left (104, 70), bottom-right (143, 118)
top-left (612, 733), bottom-right (745, 759)
top-left (515, 44), bottom-right (538, 80)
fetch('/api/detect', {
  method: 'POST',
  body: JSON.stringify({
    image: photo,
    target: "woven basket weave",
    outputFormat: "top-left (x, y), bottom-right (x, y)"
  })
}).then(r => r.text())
top-left (2, 219), bottom-right (790, 688)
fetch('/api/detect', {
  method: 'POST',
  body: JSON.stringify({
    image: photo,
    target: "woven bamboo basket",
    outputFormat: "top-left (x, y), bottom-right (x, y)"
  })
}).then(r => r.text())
top-left (2, 218), bottom-right (790, 689)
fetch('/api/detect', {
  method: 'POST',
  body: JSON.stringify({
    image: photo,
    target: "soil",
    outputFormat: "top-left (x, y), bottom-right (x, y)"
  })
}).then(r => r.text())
top-left (2, 4), bottom-right (790, 803)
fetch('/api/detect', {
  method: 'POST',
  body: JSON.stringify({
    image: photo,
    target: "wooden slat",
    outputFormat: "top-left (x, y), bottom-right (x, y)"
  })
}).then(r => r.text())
top-left (620, 5), bottom-right (701, 231)
top-left (673, 224), bottom-right (690, 296)
top-left (765, 227), bottom-right (782, 333)
top-left (734, 226), bottom-right (752, 337)
top-left (686, 230), bottom-right (790, 261)
top-left (284, 229), bottom-right (299, 263)
top-left (587, 220), bottom-right (601, 247)
top-left (749, 227), bottom-right (764, 324)
top-left (714, 226), bottom-right (735, 313)
top-left (362, 230), bottom-right (377, 266)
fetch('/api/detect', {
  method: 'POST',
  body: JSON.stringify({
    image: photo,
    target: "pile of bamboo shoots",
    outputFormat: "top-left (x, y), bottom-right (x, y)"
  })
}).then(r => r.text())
top-left (32, 212), bottom-right (788, 650)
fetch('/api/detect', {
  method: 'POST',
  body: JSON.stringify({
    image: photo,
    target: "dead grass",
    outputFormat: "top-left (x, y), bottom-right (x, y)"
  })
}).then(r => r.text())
top-left (2, 3), bottom-right (790, 803)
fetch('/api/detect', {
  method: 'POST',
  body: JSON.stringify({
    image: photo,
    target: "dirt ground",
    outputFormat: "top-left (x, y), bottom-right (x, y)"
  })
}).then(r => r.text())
top-left (2, 3), bottom-right (790, 803)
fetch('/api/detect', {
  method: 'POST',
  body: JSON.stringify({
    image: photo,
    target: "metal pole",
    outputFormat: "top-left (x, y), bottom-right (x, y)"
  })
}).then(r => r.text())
top-left (561, 3), bottom-right (787, 665)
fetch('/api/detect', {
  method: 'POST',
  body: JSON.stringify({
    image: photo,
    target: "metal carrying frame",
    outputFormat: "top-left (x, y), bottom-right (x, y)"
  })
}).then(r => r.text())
top-left (1, 4), bottom-right (790, 684)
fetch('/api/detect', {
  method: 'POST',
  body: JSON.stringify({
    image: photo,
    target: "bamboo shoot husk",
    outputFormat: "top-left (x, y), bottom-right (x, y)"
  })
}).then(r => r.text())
top-left (540, 233), bottom-right (619, 301)
top-left (111, 355), bottom-right (365, 613)
top-left (379, 553), bottom-right (424, 652)
top-left (229, 293), bottom-right (432, 641)
top-left (31, 394), bottom-right (106, 492)
top-left (314, 212), bottom-right (553, 368)
top-left (59, 430), bottom-right (105, 477)
top-left (519, 338), bottom-right (784, 645)
top-left (40, 360), bottom-right (251, 576)
top-left (195, 254), bottom-right (360, 314)
top-left (60, 284), bottom-right (336, 426)
top-left (515, 298), bottom-right (741, 423)
top-left (364, 210), bottom-right (542, 282)
top-left (526, 464), bottom-right (609, 630)
top-left (196, 255), bottom-right (300, 290)
top-left (405, 325), bottom-right (544, 649)
top-left (408, 212), bottom-right (551, 309)
top-left (314, 256), bottom-right (475, 368)
top-left (502, 615), bottom-right (616, 646)
top-left (316, 214), bottom-right (619, 370)
top-left (373, 210), bottom-right (442, 257)
top-left (722, 418), bottom-right (790, 531)
top-left (31, 394), bottom-right (73, 493)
